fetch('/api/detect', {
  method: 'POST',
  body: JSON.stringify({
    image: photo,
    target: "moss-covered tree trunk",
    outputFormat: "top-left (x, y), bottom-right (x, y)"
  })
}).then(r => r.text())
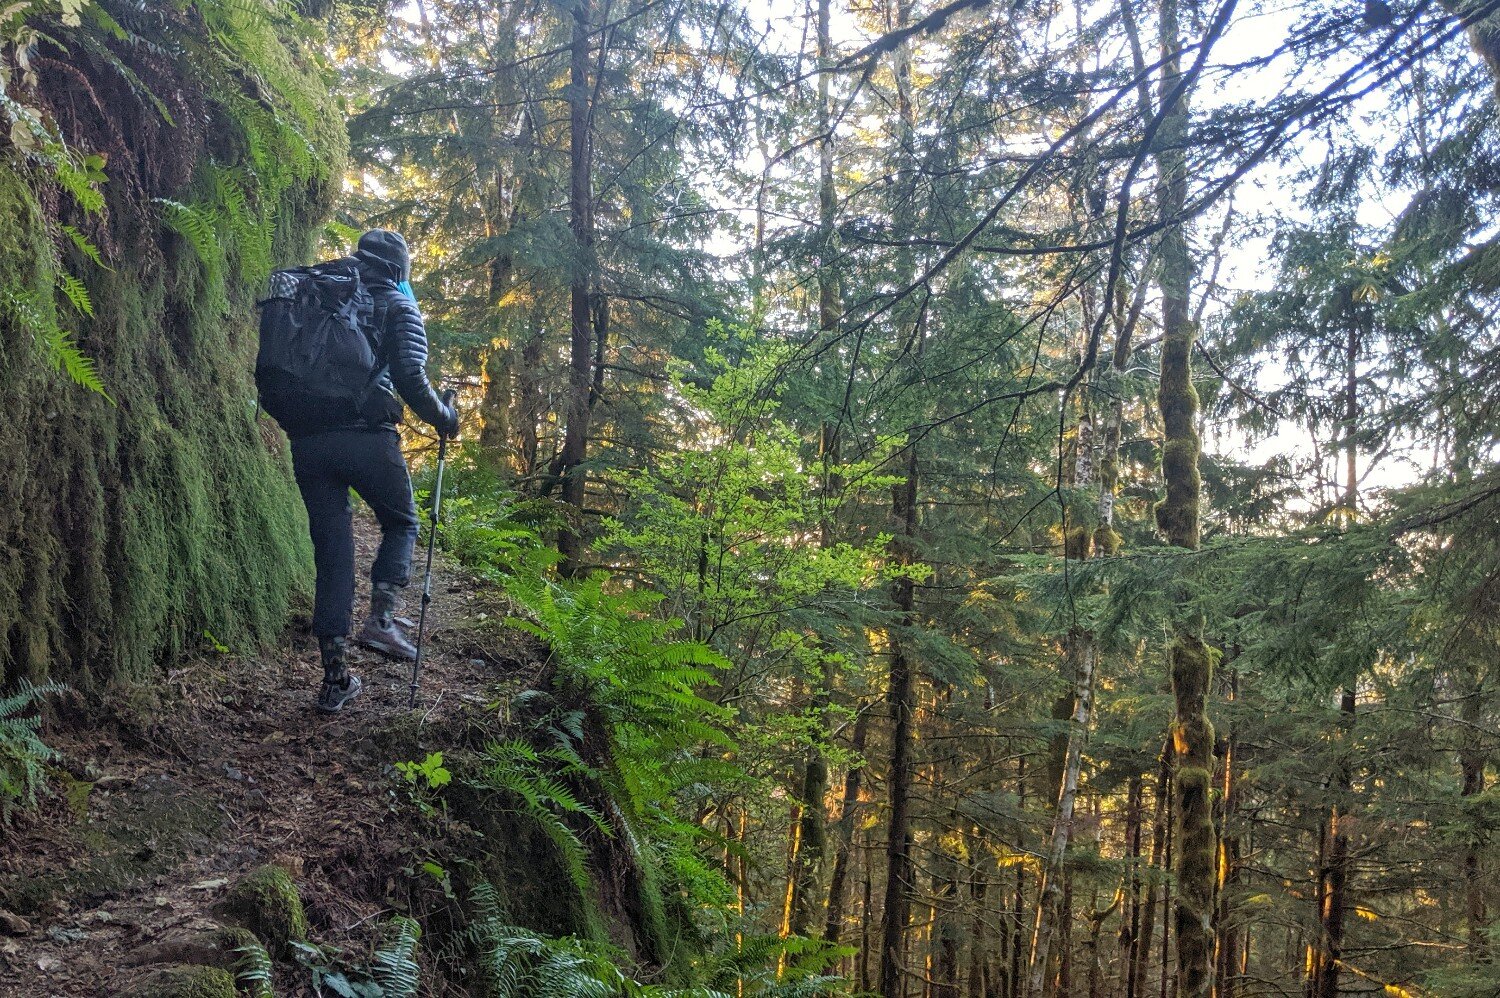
top-left (1444, 0), bottom-right (1500, 85)
top-left (1152, 1), bottom-right (1214, 995)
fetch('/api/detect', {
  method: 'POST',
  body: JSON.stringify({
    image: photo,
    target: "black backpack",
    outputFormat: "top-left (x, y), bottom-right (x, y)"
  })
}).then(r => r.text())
top-left (255, 260), bottom-right (397, 432)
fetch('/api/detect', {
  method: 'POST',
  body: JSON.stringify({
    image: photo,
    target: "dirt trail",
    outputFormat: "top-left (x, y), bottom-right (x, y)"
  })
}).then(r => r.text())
top-left (0, 516), bottom-right (534, 997)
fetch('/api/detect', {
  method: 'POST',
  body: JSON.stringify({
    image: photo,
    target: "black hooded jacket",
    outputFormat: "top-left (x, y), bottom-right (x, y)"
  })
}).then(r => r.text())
top-left (298, 228), bottom-right (451, 438)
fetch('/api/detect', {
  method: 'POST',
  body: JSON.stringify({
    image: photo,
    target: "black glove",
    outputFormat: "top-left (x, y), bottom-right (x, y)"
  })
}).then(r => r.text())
top-left (438, 388), bottom-right (460, 439)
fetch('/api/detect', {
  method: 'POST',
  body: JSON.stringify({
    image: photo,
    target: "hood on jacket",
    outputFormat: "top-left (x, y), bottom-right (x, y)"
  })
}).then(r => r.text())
top-left (353, 229), bottom-right (411, 285)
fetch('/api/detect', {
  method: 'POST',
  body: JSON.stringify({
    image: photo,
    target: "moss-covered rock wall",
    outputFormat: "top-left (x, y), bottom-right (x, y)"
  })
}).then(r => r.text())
top-left (0, 0), bottom-right (347, 689)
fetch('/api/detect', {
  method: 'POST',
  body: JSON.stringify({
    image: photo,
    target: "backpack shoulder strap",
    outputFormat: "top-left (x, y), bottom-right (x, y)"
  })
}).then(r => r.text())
top-left (360, 279), bottom-right (393, 390)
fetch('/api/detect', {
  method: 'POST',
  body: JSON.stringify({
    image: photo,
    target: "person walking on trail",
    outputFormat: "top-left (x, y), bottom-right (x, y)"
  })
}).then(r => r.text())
top-left (256, 229), bottom-right (459, 715)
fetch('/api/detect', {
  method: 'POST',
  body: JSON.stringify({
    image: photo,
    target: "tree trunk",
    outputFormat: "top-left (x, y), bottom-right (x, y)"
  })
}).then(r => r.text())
top-left (477, 228), bottom-right (514, 463)
top-left (880, 1), bottom-right (921, 991)
top-left (1310, 315), bottom-right (1364, 998)
top-left (1461, 681), bottom-right (1489, 956)
top-left (1030, 328), bottom-right (1112, 996)
top-left (1134, 743), bottom-right (1171, 998)
top-left (1027, 631), bottom-right (1097, 997)
top-left (862, 828), bottom-right (875, 994)
top-left (1153, 1), bottom-right (1214, 995)
top-left (1059, 873), bottom-right (1073, 998)
top-left (935, 835), bottom-right (961, 998)
top-left (479, 341), bottom-right (512, 461)
top-left (1011, 864), bottom-right (1028, 998)
top-left (825, 709), bottom-right (871, 943)
top-left (517, 320), bottom-right (544, 476)
top-left (1215, 672), bottom-right (1241, 998)
top-left (1310, 690), bottom-right (1355, 998)
top-left (1120, 774), bottom-right (1144, 998)
top-left (792, 0), bottom-right (842, 929)
top-left (556, 0), bottom-right (595, 574)
top-left (790, 712), bottom-right (830, 937)
top-left (1086, 885), bottom-right (1121, 998)
top-left (880, 444), bottom-right (920, 998)
top-left (1009, 757), bottom-right (1029, 998)
top-left (970, 826), bottom-right (991, 998)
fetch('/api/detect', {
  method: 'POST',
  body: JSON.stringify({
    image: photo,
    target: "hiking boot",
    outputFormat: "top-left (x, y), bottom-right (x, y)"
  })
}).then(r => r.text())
top-left (316, 673), bottom-right (363, 714)
top-left (357, 581), bottom-right (417, 660)
top-left (316, 636), bottom-right (363, 715)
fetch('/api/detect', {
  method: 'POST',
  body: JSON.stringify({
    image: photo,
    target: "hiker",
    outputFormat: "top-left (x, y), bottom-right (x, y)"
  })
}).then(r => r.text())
top-left (257, 229), bottom-right (459, 714)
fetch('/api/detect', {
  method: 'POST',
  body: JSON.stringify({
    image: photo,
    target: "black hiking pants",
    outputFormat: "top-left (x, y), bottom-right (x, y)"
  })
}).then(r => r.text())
top-left (290, 427), bottom-right (419, 638)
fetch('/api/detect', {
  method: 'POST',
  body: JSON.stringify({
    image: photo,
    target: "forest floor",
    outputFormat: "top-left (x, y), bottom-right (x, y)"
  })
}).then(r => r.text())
top-left (0, 515), bottom-right (538, 997)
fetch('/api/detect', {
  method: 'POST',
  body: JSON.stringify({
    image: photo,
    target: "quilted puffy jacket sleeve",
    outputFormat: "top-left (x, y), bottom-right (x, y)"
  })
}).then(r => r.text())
top-left (378, 289), bottom-right (452, 432)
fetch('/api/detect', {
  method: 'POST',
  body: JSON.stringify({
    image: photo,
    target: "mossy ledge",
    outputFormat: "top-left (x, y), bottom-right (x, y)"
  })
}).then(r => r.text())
top-left (0, 1), bottom-right (347, 690)
top-left (218, 863), bottom-right (309, 957)
top-left (120, 964), bottom-right (238, 998)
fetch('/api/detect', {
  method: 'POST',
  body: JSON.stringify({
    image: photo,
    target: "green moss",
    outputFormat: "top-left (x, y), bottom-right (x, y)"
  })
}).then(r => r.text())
top-left (220, 864), bottom-right (308, 956)
top-left (0, 771), bottom-right (222, 915)
top-left (0, 5), bottom-right (346, 691)
top-left (1154, 437), bottom-right (1202, 548)
top-left (122, 965), bottom-right (237, 998)
top-left (1064, 525), bottom-right (1092, 560)
top-left (1169, 631), bottom-right (1216, 998)
top-left (217, 923), bottom-right (261, 953)
top-left (52, 769), bottom-right (93, 820)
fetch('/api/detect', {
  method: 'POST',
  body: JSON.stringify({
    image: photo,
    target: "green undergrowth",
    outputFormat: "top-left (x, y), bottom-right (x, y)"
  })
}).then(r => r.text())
top-left (0, 1), bottom-right (346, 691)
top-left (0, 678), bottom-right (64, 821)
top-left (382, 452), bottom-right (850, 995)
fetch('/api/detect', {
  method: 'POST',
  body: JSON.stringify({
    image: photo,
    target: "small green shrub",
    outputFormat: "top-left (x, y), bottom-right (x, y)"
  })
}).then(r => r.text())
top-left (0, 679), bottom-right (65, 822)
top-left (287, 916), bottom-right (423, 998)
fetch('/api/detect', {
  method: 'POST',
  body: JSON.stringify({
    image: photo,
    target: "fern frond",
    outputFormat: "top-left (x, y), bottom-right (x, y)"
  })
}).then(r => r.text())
top-left (57, 271), bottom-right (92, 317)
top-left (154, 198), bottom-right (222, 272)
top-left (371, 916), bottom-right (422, 998)
top-left (233, 940), bottom-right (275, 998)
top-left (0, 679), bottom-right (66, 820)
top-left (211, 167), bottom-right (272, 280)
top-left (476, 738), bottom-right (606, 895)
top-left (59, 225), bottom-right (109, 270)
top-left (463, 904), bottom-right (629, 998)
top-left (51, 155), bottom-right (106, 215)
top-left (39, 321), bottom-right (107, 398)
top-left (0, 680), bottom-right (66, 720)
top-left (1, 288), bottom-right (111, 401)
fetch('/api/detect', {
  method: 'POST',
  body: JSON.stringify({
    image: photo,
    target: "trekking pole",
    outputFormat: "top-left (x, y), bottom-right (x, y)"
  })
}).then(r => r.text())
top-left (407, 427), bottom-right (449, 709)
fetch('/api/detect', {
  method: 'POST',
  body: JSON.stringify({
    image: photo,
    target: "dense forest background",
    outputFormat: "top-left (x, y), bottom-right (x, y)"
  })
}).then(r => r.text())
top-left (3, 0), bottom-right (1499, 996)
